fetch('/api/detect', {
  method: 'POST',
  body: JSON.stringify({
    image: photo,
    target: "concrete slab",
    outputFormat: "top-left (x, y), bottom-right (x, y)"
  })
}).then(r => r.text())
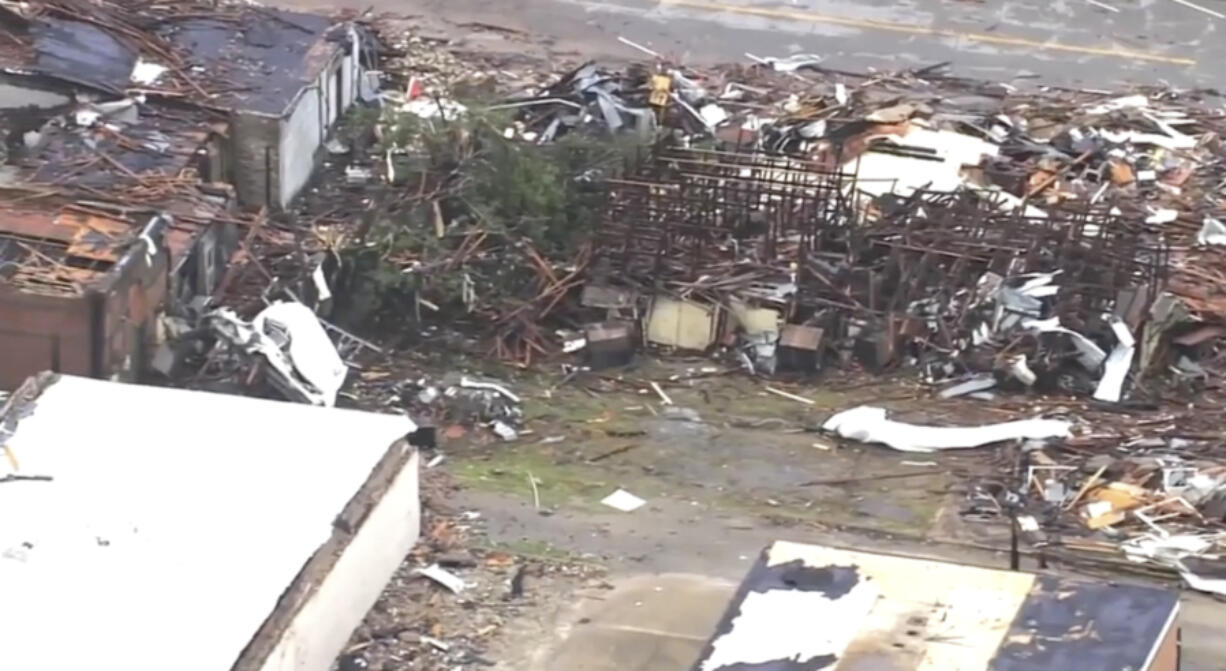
top-left (548, 627), bottom-right (706, 671)
top-left (513, 567), bottom-right (1223, 671)
top-left (540, 575), bottom-right (733, 671)
top-left (580, 574), bottom-right (736, 639)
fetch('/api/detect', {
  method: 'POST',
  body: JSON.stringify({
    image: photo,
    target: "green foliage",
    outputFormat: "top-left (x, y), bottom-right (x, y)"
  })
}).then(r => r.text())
top-left (336, 102), bottom-right (640, 330)
top-left (467, 132), bottom-right (616, 256)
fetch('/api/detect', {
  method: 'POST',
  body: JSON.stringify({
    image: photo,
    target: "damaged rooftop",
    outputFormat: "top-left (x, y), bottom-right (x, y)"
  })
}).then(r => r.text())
top-left (159, 8), bottom-right (348, 116)
top-left (0, 0), bottom-right (347, 113)
top-left (0, 198), bottom-right (156, 296)
top-left (0, 99), bottom-right (219, 194)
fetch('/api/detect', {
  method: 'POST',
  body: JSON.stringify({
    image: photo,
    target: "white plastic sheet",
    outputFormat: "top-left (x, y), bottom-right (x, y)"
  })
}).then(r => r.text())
top-left (822, 406), bottom-right (1072, 453)
top-left (129, 59), bottom-right (167, 86)
top-left (601, 488), bottom-right (646, 512)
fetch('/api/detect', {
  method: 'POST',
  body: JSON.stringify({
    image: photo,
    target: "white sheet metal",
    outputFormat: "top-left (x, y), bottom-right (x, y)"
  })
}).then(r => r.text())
top-left (1093, 317), bottom-right (1136, 403)
top-left (822, 406), bottom-right (1072, 453)
top-left (0, 375), bottom-right (415, 671)
top-left (1180, 568), bottom-right (1226, 597)
top-left (253, 302), bottom-right (348, 407)
top-left (848, 124), bottom-right (999, 197)
top-left (1022, 316), bottom-right (1107, 370)
top-left (1197, 216), bottom-right (1226, 246)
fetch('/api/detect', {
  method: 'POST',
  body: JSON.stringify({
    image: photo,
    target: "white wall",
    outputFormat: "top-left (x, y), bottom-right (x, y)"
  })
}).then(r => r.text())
top-left (277, 80), bottom-right (322, 210)
top-left (277, 45), bottom-right (360, 209)
top-left (250, 446), bottom-right (420, 671)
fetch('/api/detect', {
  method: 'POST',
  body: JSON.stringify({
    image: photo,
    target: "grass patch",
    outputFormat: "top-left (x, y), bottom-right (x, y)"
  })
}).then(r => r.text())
top-left (453, 447), bottom-right (615, 511)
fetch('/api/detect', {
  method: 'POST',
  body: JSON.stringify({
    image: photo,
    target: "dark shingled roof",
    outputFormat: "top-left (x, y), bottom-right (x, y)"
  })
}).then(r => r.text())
top-left (159, 8), bottom-right (342, 116)
top-left (0, 4), bottom-right (345, 115)
top-left (30, 17), bottom-right (137, 92)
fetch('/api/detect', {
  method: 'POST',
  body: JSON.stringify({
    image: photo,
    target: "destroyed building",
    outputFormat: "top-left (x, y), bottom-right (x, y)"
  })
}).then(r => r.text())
top-left (0, 0), bottom-right (372, 209)
top-left (158, 7), bottom-right (373, 209)
top-left (0, 93), bottom-right (239, 386)
top-left (0, 200), bottom-right (173, 388)
top-left (0, 0), bottom-right (373, 388)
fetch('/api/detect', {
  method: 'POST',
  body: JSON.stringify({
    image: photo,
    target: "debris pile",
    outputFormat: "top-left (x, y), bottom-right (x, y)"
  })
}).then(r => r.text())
top-left (191, 25), bottom-right (1226, 406)
top-left (406, 375), bottom-right (524, 441)
top-left (539, 61), bottom-right (1226, 403)
top-left (988, 437), bottom-right (1226, 597)
top-left (817, 398), bottom-right (1226, 594)
top-left (339, 472), bottom-right (605, 671)
top-left (224, 39), bottom-right (1226, 406)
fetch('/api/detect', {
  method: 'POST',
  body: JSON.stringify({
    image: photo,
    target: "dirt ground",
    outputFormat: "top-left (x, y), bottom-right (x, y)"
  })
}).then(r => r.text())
top-left (332, 355), bottom-right (1225, 671)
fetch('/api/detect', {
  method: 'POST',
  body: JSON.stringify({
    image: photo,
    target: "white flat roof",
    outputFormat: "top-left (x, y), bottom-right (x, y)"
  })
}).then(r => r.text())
top-left (0, 375), bottom-right (414, 671)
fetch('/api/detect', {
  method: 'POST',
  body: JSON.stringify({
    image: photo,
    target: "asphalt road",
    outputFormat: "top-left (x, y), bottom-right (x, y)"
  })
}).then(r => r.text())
top-left (287, 0), bottom-right (1225, 89)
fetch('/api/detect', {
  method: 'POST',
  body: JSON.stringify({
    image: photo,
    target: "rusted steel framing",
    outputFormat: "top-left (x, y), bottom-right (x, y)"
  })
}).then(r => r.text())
top-left (594, 145), bottom-right (1167, 332)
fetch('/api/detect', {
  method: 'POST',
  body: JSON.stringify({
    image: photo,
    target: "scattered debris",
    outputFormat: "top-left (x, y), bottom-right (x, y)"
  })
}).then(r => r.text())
top-left (963, 430), bottom-right (1226, 596)
top-left (460, 377), bottom-right (521, 404)
top-left (341, 469), bottom-right (605, 671)
top-left (938, 375), bottom-right (997, 399)
top-left (649, 382), bottom-right (674, 406)
top-left (413, 564), bottom-right (468, 594)
top-left (601, 488), bottom-right (647, 512)
top-left (131, 13), bottom-right (1226, 615)
top-left (764, 387), bottom-right (815, 405)
top-left (404, 375), bottom-right (524, 441)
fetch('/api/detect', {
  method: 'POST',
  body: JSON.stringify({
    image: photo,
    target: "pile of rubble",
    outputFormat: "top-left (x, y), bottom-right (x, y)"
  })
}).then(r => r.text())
top-left (307, 45), bottom-right (1226, 593)
top-left (200, 42), bottom-right (1226, 401)
top-left (406, 375), bottom-right (524, 442)
top-left (316, 36), bottom-right (1226, 403)
top-left (472, 58), bottom-right (1226, 404)
top-left (816, 398), bottom-right (1226, 595)
top-left (189, 27), bottom-right (1226, 399)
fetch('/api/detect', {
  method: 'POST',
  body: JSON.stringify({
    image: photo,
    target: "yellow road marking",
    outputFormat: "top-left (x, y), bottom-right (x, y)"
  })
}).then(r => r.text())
top-left (658, 0), bottom-right (1197, 66)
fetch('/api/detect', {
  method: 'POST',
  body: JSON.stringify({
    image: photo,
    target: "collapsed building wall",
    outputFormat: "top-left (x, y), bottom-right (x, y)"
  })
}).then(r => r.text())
top-left (0, 213), bottom-right (168, 388)
top-left (0, 289), bottom-right (91, 389)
